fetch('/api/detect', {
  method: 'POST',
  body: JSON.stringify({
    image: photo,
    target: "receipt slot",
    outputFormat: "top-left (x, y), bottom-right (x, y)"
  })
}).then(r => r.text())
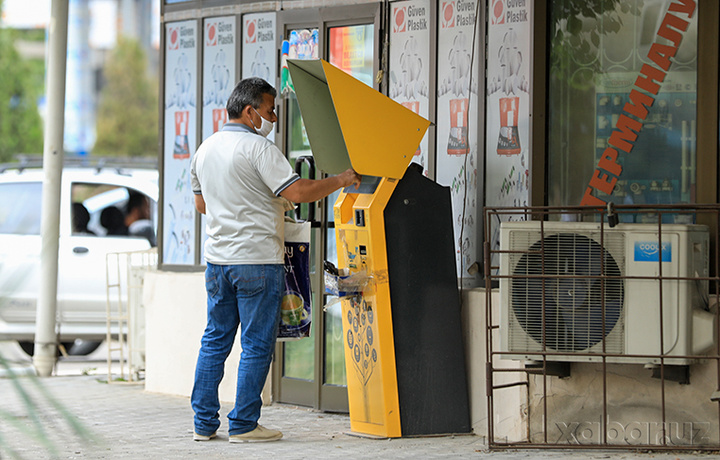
top-left (288, 59), bottom-right (470, 438)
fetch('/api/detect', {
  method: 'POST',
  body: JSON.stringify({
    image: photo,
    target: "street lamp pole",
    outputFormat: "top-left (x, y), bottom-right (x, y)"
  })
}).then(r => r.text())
top-left (34, 0), bottom-right (69, 377)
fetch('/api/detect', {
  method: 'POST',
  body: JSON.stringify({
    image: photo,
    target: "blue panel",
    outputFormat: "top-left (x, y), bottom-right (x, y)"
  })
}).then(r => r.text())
top-left (634, 241), bottom-right (672, 262)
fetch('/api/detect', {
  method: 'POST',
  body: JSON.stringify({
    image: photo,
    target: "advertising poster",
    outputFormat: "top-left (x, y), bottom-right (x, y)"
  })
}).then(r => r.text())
top-left (243, 12), bottom-right (277, 142)
top-left (202, 16), bottom-right (236, 141)
top-left (280, 26), bottom-right (319, 160)
top-left (280, 28), bottom-right (319, 95)
top-left (389, 0), bottom-right (431, 174)
top-left (436, 0), bottom-right (480, 279)
top-left (485, 0), bottom-right (532, 261)
top-left (163, 20), bottom-right (197, 265)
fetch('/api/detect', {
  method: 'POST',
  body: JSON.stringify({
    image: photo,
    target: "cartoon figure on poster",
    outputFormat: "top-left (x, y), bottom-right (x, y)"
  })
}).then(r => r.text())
top-left (439, 31), bottom-right (477, 156)
top-left (488, 28), bottom-right (528, 156)
top-left (206, 49), bottom-right (230, 107)
top-left (391, 36), bottom-right (428, 159)
top-left (390, 36), bottom-right (427, 100)
top-left (167, 53), bottom-right (193, 110)
top-left (249, 47), bottom-right (270, 80)
top-left (205, 48), bottom-right (231, 133)
top-left (167, 53), bottom-right (194, 158)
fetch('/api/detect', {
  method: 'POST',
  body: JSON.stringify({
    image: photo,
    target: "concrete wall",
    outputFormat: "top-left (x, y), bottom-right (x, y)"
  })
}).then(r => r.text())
top-left (462, 288), bottom-right (526, 442)
top-left (524, 361), bottom-right (718, 446)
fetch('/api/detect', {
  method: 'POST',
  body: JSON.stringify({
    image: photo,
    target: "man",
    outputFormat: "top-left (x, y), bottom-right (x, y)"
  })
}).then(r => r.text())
top-left (125, 191), bottom-right (156, 246)
top-left (189, 77), bottom-right (360, 443)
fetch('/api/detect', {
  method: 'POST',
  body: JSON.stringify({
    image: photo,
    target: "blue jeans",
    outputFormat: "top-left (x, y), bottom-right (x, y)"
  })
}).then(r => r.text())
top-left (191, 263), bottom-right (283, 436)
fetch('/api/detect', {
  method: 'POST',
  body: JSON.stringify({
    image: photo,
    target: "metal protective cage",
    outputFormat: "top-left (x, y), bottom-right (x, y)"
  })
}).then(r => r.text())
top-left (484, 204), bottom-right (720, 451)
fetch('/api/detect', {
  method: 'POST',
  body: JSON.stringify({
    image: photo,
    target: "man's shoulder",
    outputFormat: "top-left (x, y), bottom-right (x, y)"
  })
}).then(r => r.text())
top-left (234, 134), bottom-right (280, 156)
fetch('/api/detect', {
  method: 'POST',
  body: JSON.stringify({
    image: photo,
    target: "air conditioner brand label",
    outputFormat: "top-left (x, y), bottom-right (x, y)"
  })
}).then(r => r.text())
top-left (634, 241), bottom-right (671, 262)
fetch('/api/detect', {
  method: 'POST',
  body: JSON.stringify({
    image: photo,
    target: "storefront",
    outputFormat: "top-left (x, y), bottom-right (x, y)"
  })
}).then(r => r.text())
top-left (155, 0), bottom-right (719, 418)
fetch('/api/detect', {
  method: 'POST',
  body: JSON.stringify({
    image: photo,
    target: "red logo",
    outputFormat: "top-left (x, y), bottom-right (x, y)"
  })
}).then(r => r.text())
top-left (441, 2), bottom-right (455, 29)
top-left (245, 19), bottom-right (257, 44)
top-left (168, 27), bottom-right (179, 50)
top-left (491, 0), bottom-right (505, 25)
top-left (393, 7), bottom-right (407, 34)
top-left (206, 22), bottom-right (217, 46)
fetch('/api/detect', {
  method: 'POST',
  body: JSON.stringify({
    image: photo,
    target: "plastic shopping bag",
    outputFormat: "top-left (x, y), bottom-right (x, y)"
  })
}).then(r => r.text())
top-left (278, 221), bottom-right (311, 340)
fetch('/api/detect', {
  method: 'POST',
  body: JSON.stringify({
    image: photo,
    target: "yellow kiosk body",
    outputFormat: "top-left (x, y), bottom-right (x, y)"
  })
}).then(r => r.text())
top-left (288, 59), bottom-right (470, 439)
top-left (334, 178), bottom-right (401, 437)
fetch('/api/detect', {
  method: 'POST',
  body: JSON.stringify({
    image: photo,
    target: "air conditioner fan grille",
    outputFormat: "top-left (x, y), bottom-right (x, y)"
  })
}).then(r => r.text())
top-left (509, 232), bottom-right (625, 353)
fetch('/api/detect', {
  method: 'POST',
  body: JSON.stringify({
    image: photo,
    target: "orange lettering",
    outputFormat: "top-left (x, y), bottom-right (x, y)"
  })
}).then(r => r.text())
top-left (668, 0), bottom-right (696, 17)
top-left (657, 13), bottom-right (689, 47)
top-left (608, 115), bottom-right (642, 153)
top-left (635, 64), bottom-right (666, 95)
top-left (589, 169), bottom-right (618, 195)
top-left (597, 147), bottom-right (622, 176)
top-left (648, 42), bottom-right (677, 71)
top-left (581, 187), bottom-right (607, 207)
top-left (623, 90), bottom-right (655, 121)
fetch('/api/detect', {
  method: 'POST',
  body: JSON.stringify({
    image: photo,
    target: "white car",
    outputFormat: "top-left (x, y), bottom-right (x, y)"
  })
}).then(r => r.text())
top-left (0, 161), bottom-right (158, 355)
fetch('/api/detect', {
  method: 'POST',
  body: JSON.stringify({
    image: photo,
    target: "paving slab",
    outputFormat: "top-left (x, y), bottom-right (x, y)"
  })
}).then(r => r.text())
top-left (1, 374), bottom-right (718, 460)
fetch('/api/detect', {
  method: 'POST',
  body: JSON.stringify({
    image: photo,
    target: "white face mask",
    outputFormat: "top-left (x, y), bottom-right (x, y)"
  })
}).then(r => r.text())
top-left (252, 107), bottom-right (274, 138)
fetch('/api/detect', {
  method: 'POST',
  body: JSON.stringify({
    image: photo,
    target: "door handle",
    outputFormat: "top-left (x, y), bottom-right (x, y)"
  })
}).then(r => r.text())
top-left (294, 155), bottom-right (316, 223)
top-left (72, 246), bottom-right (89, 254)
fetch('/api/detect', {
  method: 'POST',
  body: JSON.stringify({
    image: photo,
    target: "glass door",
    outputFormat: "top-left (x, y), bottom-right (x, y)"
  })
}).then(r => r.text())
top-left (274, 5), bottom-right (380, 412)
top-left (323, 22), bottom-right (376, 391)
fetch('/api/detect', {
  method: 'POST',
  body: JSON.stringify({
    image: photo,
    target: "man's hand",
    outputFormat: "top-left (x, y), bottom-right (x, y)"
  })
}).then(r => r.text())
top-left (281, 169), bottom-right (362, 203)
top-left (337, 168), bottom-right (362, 189)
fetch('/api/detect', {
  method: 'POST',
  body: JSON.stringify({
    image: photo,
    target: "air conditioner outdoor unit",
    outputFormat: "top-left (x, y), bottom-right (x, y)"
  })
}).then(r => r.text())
top-left (499, 221), bottom-right (716, 365)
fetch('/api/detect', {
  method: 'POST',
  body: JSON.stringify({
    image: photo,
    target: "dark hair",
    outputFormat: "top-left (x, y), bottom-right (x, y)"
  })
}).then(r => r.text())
top-left (72, 202), bottom-right (91, 233)
top-left (126, 190), bottom-right (148, 214)
top-left (226, 77), bottom-right (277, 119)
top-left (100, 206), bottom-right (128, 236)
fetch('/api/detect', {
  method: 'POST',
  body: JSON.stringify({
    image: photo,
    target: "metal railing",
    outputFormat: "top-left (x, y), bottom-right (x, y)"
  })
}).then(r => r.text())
top-left (106, 248), bottom-right (158, 383)
top-left (484, 204), bottom-right (720, 451)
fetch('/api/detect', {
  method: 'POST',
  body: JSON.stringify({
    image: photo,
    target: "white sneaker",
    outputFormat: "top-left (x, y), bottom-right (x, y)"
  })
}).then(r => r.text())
top-left (229, 425), bottom-right (283, 443)
top-left (193, 431), bottom-right (217, 441)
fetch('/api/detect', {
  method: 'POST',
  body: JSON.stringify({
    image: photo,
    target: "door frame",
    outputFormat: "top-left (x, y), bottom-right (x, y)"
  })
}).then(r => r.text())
top-left (273, 3), bottom-right (382, 413)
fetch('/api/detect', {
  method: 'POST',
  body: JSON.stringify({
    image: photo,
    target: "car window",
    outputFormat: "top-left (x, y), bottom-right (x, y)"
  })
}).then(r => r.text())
top-left (72, 182), bottom-right (157, 246)
top-left (0, 182), bottom-right (42, 235)
top-left (74, 184), bottom-right (128, 236)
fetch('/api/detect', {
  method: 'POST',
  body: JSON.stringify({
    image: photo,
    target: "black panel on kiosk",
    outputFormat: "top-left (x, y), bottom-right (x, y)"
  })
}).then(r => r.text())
top-left (383, 163), bottom-right (471, 435)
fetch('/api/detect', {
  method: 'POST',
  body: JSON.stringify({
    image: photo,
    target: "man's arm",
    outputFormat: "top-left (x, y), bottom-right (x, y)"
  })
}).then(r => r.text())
top-left (280, 168), bottom-right (361, 203)
top-left (194, 193), bottom-right (206, 214)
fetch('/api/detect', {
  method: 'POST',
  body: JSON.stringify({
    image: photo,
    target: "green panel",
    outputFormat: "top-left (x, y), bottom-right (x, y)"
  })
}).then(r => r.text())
top-left (287, 59), bottom-right (352, 175)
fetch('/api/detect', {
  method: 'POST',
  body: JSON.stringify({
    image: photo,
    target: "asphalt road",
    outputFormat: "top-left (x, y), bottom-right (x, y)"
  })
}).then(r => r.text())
top-left (0, 339), bottom-right (125, 379)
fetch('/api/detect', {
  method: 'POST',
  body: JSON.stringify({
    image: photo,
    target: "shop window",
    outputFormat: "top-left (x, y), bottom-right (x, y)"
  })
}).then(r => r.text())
top-left (547, 0), bottom-right (697, 223)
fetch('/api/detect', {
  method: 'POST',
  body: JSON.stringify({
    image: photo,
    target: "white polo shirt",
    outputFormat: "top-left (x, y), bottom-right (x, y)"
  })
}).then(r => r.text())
top-left (190, 123), bottom-right (299, 265)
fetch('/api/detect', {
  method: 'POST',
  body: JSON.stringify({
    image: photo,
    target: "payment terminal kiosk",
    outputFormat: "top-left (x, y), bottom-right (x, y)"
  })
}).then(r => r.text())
top-left (288, 59), bottom-right (470, 438)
